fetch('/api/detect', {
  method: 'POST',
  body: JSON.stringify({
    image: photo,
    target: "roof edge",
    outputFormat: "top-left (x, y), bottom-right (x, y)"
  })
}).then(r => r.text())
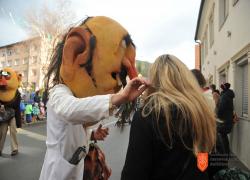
top-left (194, 0), bottom-right (205, 41)
top-left (0, 36), bottom-right (40, 49)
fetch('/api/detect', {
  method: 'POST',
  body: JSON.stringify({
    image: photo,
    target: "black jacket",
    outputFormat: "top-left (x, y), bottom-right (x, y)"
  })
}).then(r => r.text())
top-left (217, 89), bottom-right (235, 134)
top-left (0, 90), bottom-right (21, 128)
top-left (121, 109), bottom-right (209, 180)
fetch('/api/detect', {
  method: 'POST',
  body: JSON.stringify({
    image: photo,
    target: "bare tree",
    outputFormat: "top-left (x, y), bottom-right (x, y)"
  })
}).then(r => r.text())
top-left (24, 0), bottom-right (75, 75)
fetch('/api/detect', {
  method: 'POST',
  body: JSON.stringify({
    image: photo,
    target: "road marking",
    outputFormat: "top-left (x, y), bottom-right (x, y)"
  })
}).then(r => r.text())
top-left (17, 128), bottom-right (46, 141)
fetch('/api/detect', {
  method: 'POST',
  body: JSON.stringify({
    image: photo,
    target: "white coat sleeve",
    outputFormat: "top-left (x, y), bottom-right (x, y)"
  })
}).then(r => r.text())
top-left (48, 84), bottom-right (110, 124)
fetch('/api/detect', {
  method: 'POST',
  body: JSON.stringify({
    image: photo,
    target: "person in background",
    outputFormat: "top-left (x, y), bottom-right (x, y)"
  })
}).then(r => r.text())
top-left (30, 91), bottom-right (35, 104)
top-left (0, 68), bottom-right (22, 156)
top-left (20, 99), bottom-right (26, 124)
top-left (25, 102), bottom-right (33, 123)
top-left (22, 94), bottom-right (29, 104)
top-left (32, 102), bottom-right (40, 122)
top-left (191, 69), bottom-right (215, 111)
top-left (39, 102), bottom-right (46, 120)
top-left (191, 70), bottom-right (226, 179)
top-left (42, 90), bottom-right (48, 111)
top-left (121, 54), bottom-right (216, 180)
top-left (217, 83), bottom-right (235, 154)
top-left (34, 90), bottom-right (41, 104)
top-left (209, 84), bottom-right (220, 107)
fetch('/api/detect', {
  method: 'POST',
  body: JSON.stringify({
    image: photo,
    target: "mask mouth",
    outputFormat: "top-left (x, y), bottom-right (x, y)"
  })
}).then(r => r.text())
top-left (111, 72), bottom-right (123, 92)
top-left (0, 85), bottom-right (7, 91)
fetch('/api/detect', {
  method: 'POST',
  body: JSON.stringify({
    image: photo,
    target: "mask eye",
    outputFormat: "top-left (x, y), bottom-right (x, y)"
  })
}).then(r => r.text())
top-left (5, 74), bottom-right (11, 80)
top-left (1, 71), bottom-right (11, 80)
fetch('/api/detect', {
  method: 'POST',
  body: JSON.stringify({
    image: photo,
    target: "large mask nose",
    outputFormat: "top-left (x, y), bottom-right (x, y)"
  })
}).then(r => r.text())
top-left (0, 76), bottom-right (7, 86)
top-left (122, 57), bottom-right (138, 79)
top-left (127, 65), bottom-right (138, 79)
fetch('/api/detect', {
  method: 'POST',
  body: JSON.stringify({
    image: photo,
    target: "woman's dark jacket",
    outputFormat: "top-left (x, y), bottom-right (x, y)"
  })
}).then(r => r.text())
top-left (121, 108), bottom-right (209, 180)
top-left (217, 89), bottom-right (235, 134)
top-left (0, 90), bottom-right (21, 128)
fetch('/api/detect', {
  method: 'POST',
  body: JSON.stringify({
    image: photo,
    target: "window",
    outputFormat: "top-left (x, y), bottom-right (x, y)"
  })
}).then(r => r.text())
top-left (32, 56), bottom-right (37, 64)
top-left (25, 45), bottom-right (29, 53)
top-left (209, 13), bottom-right (214, 47)
top-left (23, 57), bottom-right (28, 64)
top-left (32, 69), bottom-right (37, 76)
top-left (242, 64), bottom-right (248, 117)
top-left (7, 49), bottom-right (13, 56)
top-left (33, 44), bottom-right (38, 51)
top-left (15, 48), bottom-right (19, 55)
top-left (14, 59), bottom-right (19, 66)
top-left (208, 76), bottom-right (213, 85)
top-left (219, 71), bottom-right (227, 85)
top-left (236, 56), bottom-right (248, 117)
top-left (7, 60), bottom-right (12, 66)
top-left (23, 70), bottom-right (28, 78)
top-left (219, 0), bottom-right (229, 28)
top-left (1, 50), bottom-right (5, 57)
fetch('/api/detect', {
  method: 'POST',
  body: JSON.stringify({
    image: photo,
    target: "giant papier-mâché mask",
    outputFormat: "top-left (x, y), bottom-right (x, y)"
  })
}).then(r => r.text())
top-left (60, 16), bottom-right (138, 98)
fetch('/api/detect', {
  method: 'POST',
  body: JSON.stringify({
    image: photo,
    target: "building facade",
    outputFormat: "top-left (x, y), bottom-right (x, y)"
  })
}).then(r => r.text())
top-left (195, 0), bottom-right (250, 168)
top-left (0, 37), bottom-right (45, 91)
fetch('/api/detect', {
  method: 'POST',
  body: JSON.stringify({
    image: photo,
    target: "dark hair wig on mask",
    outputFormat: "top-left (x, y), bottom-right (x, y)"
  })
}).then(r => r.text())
top-left (44, 33), bottom-right (67, 92)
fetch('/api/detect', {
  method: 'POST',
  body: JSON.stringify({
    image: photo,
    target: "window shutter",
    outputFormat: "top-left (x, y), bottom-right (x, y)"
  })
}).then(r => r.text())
top-left (242, 64), bottom-right (248, 117)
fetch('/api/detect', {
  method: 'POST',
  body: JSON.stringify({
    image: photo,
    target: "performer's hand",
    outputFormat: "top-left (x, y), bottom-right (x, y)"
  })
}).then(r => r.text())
top-left (111, 77), bottom-right (150, 106)
top-left (91, 124), bottom-right (109, 141)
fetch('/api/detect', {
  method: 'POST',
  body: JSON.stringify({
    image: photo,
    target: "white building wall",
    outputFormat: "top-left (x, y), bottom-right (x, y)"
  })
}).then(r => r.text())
top-left (196, 0), bottom-right (250, 169)
top-left (200, 0), bottom-right (250, 80)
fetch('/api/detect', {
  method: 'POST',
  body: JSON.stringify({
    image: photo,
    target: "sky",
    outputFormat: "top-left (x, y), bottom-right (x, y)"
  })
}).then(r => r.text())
top-left (0, 0), bottom-right (201, 68)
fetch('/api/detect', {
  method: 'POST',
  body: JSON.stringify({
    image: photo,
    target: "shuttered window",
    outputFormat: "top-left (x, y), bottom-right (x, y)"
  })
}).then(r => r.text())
top-left (242, 64), bottom-right (248, 117)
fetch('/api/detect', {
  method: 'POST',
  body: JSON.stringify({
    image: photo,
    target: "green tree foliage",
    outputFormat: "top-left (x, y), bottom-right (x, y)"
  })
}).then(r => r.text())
top-left (136, 60), bottom-right (151, 77)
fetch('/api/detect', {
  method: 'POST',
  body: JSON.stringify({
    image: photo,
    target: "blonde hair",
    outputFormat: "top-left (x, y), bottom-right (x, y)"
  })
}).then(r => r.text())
top-left (142, 54), bottom-right (216, 155)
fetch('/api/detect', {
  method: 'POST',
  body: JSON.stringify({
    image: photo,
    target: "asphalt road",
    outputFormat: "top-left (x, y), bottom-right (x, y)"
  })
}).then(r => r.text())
top-left (0, 118), bottom-right (130, 180)
top-left (1, 118), bottom-right (249, 180)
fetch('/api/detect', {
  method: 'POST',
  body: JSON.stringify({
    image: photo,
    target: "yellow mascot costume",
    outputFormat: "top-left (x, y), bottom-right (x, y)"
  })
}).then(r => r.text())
top-left (0, 68), bottom-right (22, 156)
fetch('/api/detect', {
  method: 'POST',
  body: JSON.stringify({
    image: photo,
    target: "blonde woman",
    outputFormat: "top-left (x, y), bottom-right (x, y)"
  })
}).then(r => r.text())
top-left (121, 54), bottom-right (216, 180)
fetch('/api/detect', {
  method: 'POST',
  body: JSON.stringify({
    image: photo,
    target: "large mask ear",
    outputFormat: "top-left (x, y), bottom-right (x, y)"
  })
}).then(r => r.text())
top-left (60, 27), bottom-right (92, 82)
top-left (16, 72), bottom-right (22, 81)
top-left (16, 71), bottom-right (22, 87)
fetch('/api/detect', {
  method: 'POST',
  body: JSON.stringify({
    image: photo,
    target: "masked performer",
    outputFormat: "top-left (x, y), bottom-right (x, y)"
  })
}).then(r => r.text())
top-left (0, 68), bottom-right (22, 156)
top-left (39, 16), bottom-right (149, 180)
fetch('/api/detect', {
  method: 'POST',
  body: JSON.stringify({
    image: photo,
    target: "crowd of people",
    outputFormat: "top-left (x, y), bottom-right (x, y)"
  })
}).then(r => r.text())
top-left (19, 90), bottom-right (47, 124)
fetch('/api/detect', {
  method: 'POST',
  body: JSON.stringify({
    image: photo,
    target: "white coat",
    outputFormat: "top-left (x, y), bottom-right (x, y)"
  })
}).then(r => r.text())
top-left (39, 84), bottom-right (110, 180)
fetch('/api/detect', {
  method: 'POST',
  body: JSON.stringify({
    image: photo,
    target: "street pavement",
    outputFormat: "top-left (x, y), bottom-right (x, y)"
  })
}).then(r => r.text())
top-left (0, 117), bottom-right (130, 180)
top-left (0, 117), bottom-right (249, 180)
